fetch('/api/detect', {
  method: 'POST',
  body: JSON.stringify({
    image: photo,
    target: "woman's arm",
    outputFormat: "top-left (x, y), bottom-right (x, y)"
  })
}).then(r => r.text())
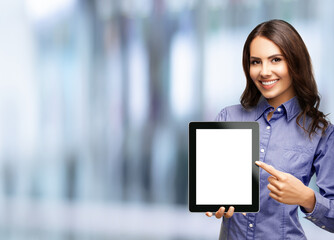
top-left (300, 125), bottom-right (334, 232)
top-left (256, 124), bottom-right (334, 233)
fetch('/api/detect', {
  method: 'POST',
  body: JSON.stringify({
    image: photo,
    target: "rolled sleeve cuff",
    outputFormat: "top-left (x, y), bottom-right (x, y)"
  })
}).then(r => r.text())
top-left (302, 191), bottom-right (329, 223)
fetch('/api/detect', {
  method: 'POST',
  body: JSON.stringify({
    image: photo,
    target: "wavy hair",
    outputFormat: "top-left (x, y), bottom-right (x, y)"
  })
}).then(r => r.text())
top-left (240, 19), bottom-right (329, 137)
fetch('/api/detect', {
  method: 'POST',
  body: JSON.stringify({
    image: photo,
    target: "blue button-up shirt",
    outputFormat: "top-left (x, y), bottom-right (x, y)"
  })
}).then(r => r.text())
top-left (215, 96), bottom-right (334, 239)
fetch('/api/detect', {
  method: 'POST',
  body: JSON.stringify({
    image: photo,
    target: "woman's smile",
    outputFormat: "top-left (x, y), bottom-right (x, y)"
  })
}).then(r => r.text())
top-left (259, 79), bottom-right (279, 88)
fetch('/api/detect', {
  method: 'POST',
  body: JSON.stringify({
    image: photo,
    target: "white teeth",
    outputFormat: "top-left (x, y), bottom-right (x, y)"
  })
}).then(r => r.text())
top-left (261, 80), bottom-right (278, 85)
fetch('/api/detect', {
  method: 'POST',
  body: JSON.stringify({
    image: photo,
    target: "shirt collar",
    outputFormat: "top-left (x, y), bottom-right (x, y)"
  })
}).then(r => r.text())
top-left (282, 96), bottom-right (301, 122)
top-left (255, 97), bottom-right (273, 121)
top-left (254, 96), bottom-right (301, 121)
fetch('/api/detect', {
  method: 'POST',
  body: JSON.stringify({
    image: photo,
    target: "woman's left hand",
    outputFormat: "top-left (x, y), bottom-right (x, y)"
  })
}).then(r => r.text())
top-left (255, 161), bottom-right (316, 213)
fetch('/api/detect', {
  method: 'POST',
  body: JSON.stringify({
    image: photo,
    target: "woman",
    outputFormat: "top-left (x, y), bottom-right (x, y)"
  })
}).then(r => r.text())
top-left (206, 19), bottom-right (334, 239)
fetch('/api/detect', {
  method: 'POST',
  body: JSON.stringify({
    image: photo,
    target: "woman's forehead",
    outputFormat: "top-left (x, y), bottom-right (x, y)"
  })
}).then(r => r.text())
top-left (250, 36), bottom-right (283, 58)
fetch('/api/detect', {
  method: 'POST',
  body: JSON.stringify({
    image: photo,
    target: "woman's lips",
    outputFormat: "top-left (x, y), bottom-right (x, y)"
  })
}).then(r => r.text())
top-left (260, 79), bottom-right (279, 89)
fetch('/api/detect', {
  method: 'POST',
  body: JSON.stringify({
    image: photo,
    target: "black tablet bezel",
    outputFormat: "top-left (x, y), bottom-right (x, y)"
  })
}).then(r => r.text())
top-left (188, 121), bottom-right (259, 213)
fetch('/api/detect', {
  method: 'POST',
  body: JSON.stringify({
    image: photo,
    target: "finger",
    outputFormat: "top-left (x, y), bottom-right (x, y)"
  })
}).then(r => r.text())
top-left (268, 176), bottom-right (282, 190)
top-left (215, 207), bottom-right (225, 219)
top-left (255, 161), bottom-right (283, 180)
top-left (267, 183), bottom-right (281, 196)
top-left (206, 212), bottom-right (213, 217)
top-left (224, 206), bottom-right (234, 218)
top-left (269, 192), bottom-right (282, 203)
top-left (268, 175), bottom-right (279, 186)
top-left (268, 175), bottom-right (278, 182)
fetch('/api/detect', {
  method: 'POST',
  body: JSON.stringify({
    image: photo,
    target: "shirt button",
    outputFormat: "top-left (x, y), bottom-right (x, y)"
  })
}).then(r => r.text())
top-left (277, 107), bottom-right (282, 112)
top-left (260, 149), bottom-right (265, 153)
top-left (266, 126), bottom-right (271, 130)
top-left (249, 223), bottom-right (253, 228)
top-left (321, 225), bottom-right (326, 229)
top-left (307, 216), bottom-right (312, 219)
top-left (312, 218), bottom-right (317, 221)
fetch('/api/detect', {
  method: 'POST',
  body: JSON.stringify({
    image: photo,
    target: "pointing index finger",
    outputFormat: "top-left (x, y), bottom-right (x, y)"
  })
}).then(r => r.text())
top-left (255, 161), bottom-right (283, 180)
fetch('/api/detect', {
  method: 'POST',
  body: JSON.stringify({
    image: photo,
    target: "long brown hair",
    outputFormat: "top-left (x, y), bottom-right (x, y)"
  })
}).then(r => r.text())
top-left (240, 19), bottom-right (329, 137)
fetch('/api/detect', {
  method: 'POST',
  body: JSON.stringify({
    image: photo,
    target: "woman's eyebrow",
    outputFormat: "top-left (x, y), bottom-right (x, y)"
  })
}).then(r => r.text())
top-left (268, 54), bottom-right (283, 58)
top-left (250, 54), bottom-right (283, 59)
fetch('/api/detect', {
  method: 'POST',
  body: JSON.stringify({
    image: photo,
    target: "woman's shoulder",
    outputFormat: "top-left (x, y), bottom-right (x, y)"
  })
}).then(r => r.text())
top-left (326, 122), bottom-right (334, 130)
top-left (220, 104), bottom-right (248, 115)
top-left (324, 122), bottom-right (334, 137)
top-left (215, 104), bottom-right (256, 121)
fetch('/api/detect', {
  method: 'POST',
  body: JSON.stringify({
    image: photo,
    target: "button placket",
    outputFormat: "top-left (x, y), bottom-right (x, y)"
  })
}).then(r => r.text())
top-left (246, 214), bottom-right (256, 239)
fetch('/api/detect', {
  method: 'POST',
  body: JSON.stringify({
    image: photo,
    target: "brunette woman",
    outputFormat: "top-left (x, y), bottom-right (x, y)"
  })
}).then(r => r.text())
top-left (206, 19), bottom-right (334, 239)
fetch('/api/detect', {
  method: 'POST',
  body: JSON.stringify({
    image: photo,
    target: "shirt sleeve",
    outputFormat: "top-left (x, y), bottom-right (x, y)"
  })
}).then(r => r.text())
top-left (215, 108), bottom-right (227, 122)
top-left (301, 125), bottom-right (334, 233)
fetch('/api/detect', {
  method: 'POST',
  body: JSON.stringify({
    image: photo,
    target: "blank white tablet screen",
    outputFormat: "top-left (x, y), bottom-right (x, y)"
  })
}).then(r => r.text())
top-left (196, 129), bottom-right (252, 205)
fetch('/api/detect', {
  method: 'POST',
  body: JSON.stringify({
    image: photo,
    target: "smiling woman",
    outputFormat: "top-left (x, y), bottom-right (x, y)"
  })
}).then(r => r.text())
top-left (206, 19), bottom-right (334, 240)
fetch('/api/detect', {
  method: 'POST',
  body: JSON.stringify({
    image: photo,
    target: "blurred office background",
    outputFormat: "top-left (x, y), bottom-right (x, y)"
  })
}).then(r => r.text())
top-left (1, 0), bottom-right (334, 239)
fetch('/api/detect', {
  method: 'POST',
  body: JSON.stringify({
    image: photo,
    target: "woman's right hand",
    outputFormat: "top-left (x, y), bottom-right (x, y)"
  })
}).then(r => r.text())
top-left (205, 206), bottom-right (235, 219)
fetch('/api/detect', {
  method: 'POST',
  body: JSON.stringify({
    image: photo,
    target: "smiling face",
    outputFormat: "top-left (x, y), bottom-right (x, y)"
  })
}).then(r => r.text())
top-left (249, 36), bottom-right (295, 108)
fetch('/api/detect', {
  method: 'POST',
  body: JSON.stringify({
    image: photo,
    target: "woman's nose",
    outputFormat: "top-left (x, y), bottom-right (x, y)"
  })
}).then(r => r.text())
top-left (260, 62), bottom-right (271, 77)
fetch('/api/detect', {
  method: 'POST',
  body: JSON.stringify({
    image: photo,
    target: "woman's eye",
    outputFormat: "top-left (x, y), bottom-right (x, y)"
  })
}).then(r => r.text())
top-left (272, 58), bottom-right (281, 63)
top-left (251, 60), bottom-right (260, 65)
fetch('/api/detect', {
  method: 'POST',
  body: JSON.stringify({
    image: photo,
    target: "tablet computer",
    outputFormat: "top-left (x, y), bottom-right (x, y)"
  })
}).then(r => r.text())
top-left (188, 122), bottom-right (259, 213)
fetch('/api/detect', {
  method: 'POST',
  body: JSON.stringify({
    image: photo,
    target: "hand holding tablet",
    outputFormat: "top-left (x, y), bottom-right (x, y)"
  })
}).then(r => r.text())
top-left (205, 206), bottom-right (235, 219)
top-left (188, 122), bottom-right (260, 213)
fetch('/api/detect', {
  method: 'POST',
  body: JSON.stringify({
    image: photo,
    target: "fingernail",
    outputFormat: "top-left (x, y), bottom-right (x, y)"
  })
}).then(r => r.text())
top-left (255, 161), bottom-right (261, 166)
